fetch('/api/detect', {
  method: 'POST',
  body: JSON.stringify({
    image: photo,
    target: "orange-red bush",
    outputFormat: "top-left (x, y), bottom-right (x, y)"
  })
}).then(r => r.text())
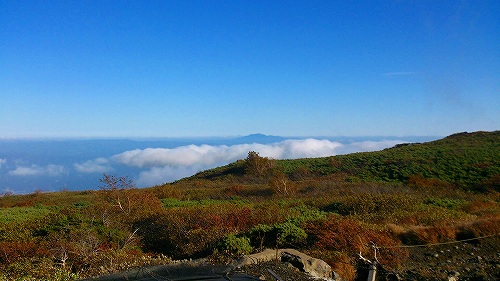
top-left (223, 185), bottom-right (242, 196)
top-left (462, 200), bottom-right (500, 216)
top-left (0, 241), bottom-right (49, 264)
top-left (304, 215), bottom-right (408, 274)
top-left (399, 226), bottom-right (457, 245)
top-left (457, 218), bottom-right (500, 240)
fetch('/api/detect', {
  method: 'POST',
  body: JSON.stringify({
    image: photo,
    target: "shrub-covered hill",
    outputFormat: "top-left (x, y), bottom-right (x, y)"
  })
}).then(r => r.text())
top-left (1, 131), bottom-right (499, 281)
top-left (184, 131), bottom-right (500, 191)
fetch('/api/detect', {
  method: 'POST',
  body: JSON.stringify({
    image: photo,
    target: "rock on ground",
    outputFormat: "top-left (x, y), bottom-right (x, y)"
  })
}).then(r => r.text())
top-left (234, 248), bottom-right (335, 280)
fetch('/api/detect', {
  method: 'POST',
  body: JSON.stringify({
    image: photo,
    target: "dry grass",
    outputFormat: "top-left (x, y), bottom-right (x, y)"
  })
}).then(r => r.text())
top-left (457, 218), bottom-right (500, 240)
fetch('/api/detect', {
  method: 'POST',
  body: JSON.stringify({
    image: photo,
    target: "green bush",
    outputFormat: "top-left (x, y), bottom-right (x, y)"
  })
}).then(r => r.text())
top-left (274, 222), bottom-right (307, 247)
top-left (247, 221), bottom-right (307, 250)
top-left (220, 234), bottom-right (253, 257)
top-left (286, 205), bottom-right (327, 225)
top-left (0, 206), bottom-right (53, 224)
top-left (424, 197), bottom-right (466, 209)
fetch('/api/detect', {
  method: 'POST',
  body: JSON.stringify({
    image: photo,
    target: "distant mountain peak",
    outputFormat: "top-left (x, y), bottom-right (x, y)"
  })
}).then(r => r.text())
top-left (234, 134), bottom-right (285, 144)
top-left (246, 133), bottom-right (268, 137)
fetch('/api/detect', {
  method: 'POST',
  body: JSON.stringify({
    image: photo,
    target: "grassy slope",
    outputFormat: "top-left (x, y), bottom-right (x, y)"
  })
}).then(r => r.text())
top-left (185, 131), bottom-right (500, 189)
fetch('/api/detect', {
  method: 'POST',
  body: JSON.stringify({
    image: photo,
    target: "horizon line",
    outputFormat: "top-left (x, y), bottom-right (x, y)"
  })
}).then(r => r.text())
top-left (0, 133), bottom-right (446, 141)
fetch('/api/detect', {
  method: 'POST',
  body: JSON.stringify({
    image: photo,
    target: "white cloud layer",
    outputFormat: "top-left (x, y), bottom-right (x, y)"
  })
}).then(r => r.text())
top-left (114, 139), bottom-right (403, 168)
top-left (112, 139), bottom-right (405, 187)
top-left (9, 164), bottom-right (66, 176)
top-left (74, 158), bottom-right (112, 173)
top-left (337, 140), bottom-right (403, 154)
top-left (113, 143), bottom-right (282, 168)
top-left (0, 158), bottom-right (6, 169)
top-left (136, 165), bottom-right (202, 187)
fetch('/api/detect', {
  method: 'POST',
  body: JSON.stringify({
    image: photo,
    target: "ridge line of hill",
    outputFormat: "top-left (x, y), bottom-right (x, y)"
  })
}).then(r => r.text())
top-left (178, 131), bottom-right (499, 191)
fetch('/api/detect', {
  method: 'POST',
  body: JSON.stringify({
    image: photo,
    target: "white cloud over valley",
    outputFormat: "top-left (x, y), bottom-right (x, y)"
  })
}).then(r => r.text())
top-left (109, 139), bottom-right (405, 187)
top-left (0, 138), bottom-right (410, 192)
top-left (113, 139), bottom-right (403, 169)
top-left (8, 164), bottom-right (66, 177)
top-left (136, 165), bottom-right (203, 187)
top-left (74, 158), bottom-right (112, 173)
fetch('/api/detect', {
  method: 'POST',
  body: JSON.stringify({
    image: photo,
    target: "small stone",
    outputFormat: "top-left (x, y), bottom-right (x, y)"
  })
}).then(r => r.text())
top-left (434, 253), bottom-right (439, 258)
top-left (477, 256), bottom-right (483, 262)
top-left (448, 271), bottom-right (460, 281)
top-left (386, 273), bottom-right (400, 281)
top-left (259, 275), bottom-right (266, 280)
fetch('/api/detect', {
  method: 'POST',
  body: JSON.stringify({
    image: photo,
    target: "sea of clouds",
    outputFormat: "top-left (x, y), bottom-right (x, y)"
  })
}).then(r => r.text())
top-left (75, 139), bottom-right (403, 187)
top-left (0, 138), bottom-right (409, 194)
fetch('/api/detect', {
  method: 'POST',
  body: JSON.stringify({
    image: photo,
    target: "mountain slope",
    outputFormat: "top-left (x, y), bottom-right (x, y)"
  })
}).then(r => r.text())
top-left (183, 131), bottom-right (500, 190)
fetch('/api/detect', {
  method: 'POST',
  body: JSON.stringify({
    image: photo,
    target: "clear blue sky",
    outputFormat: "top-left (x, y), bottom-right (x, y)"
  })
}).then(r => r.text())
top-left (1, 0), bottom-right (498, 138)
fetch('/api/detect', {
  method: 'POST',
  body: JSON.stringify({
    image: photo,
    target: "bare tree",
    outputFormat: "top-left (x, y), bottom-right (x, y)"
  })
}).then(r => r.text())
top-left (99, 174), bottom-right (135, 215)
top-left (269, 171), bottom-right (296, 195)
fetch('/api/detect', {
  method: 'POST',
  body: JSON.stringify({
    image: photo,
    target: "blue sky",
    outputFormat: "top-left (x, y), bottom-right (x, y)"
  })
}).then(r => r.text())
top-left (1, 0), bottom-right (498, 138)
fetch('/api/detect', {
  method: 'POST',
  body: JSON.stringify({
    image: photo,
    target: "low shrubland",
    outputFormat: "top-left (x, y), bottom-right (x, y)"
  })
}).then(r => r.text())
top-left (0, 131), bottom-right (499, 280)
top-left (1, 184), bottom-right (498, 281)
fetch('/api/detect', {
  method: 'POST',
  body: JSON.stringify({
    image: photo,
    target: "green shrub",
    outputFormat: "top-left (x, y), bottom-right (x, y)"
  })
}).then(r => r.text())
top-left (249, 224), bottom-right (274, 251)
top-left (424, 197), bottom-right (466, 209)
top-left (274, 222), bottom-right (307, 247)
top-left (247, 222), bottom-right (307, 250)
top-left (220, 234), bottom-right (253, 257)
top-left (286, 205), bottom-right (327, 225)
top-left (0, 206), bottom-right (53, 224)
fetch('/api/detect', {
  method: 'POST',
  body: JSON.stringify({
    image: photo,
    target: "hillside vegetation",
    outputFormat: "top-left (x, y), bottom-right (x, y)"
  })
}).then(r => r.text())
top-left (187, 131), bottom-right (499, 191)
top-left (0, 131), bottom-right (499, 280)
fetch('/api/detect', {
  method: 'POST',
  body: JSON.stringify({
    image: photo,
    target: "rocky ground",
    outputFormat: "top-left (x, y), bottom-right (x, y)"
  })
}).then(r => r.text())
top-left (83, 236), bottom-right (499, 281)
top-left (240, 236), bottom-right (500, 281)
top-left (241, 260), bottom-right (317, 280)
top-left (393, 235), bottom-right (500, 281)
